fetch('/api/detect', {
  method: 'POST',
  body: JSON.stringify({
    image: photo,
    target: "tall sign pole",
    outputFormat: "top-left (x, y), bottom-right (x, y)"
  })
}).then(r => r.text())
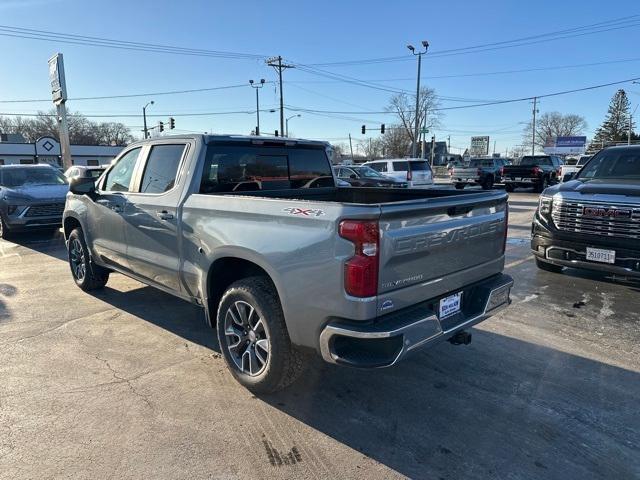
top-left (48, 53), bottom-right (72, 170)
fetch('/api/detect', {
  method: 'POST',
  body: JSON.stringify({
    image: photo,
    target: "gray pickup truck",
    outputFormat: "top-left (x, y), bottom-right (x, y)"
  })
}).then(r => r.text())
top-left (63, 135), bottom-right (513, 392)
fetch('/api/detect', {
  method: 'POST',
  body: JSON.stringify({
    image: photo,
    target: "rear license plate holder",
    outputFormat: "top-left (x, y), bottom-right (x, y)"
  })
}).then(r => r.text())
top-left (439, 292), bottom-right (462, 319)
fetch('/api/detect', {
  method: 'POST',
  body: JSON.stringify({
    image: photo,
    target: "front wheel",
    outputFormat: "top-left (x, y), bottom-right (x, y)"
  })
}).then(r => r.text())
top-left (68, 227), bottom-right (110, 290)
top-left (536, 177), bottom-right (549, 193)
top-left (482, 176), bottom-right (494, 190)
top-left (505, 184), bottom-right (515, 193)
top-left (216, 276), bottom-right (305, 393)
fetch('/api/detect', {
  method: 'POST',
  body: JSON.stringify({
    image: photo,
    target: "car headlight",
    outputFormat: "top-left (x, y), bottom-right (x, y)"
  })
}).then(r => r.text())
top-left (539, 195), bottom-right (552, 215)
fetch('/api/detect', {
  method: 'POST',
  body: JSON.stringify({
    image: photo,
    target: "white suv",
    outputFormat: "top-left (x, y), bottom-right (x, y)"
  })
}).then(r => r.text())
top-left (362, 158), bottom-right (434, 188)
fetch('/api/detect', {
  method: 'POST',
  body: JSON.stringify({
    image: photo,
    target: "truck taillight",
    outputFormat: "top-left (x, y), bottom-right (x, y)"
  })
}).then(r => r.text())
top-left (499, 167), bottom-right (504, 176)
top-left (407, 169), bottom-right (412, 181)
top-left (502, 204), bottom-right (509, 254)
top-left (339, 220), bottom-right (379, 297)
top-left (532, 166), bottom-right (542, 175)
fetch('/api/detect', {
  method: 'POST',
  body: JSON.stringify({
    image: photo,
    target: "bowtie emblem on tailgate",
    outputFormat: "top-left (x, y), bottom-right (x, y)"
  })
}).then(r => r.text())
top-left (283, 207), bottom-right (325, 217)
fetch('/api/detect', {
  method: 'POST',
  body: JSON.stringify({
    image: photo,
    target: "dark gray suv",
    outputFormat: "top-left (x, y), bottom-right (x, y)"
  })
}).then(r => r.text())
top-left (0, 165), bottom-right (68, 238)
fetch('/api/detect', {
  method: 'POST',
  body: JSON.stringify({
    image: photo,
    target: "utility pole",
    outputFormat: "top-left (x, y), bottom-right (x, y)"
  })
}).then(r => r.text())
top-left (142, 100), bottom-right (154, 139)
top-left (493, 140), bottom-right (497, 155)
top-left (430, 135), bottom-right (435, 165)
top-left (629, 104), bottom-right (638, 145)
top-left (267, 56), bottom-right (294, 137)
top-left (349, 133), bottom-right (354, 160)
top-left (531, 96), bottom-right (538, 155)
top-left (407, 41), bottom-right (429, 158)
top-left (369, 137), bottom-right (372, 160)
top-left (249, 79), bottom-right (265, 135)
top-left (447, 135), bottom-right (451, 152)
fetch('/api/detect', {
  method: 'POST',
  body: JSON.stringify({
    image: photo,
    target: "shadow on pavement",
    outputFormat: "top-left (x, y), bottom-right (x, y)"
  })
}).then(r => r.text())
top-left (89, 285), bottom-right (219, 353)
top-left (2, 228), bottom-right (67, 261)
top-left (262, 330), bottom-right (640, 479)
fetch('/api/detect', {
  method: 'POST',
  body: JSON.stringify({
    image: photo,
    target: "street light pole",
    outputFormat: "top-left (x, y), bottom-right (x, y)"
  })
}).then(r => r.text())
top-left (531, 96), bottom-right (538, 155)
top-left (142, 100), bottom-right (154, 139)
top-left (249, 79), bottom-right (265, 135)
top-left (408, 41), bottom-right (429, 158)
top-left (286, 114), bottom-right (301, 137)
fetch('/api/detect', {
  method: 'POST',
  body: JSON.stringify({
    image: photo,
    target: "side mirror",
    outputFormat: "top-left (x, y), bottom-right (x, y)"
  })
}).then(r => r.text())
top-left (562, 173), bottom-right (574, 182)
top-left (69, 176), bottom-right (96, 195)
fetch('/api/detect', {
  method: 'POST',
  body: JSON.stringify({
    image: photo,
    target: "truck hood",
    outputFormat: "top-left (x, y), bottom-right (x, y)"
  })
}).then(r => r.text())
top-left (546, 179), bottom-right (640, 197)
top-left (2, 184), bottom-right (69, 201)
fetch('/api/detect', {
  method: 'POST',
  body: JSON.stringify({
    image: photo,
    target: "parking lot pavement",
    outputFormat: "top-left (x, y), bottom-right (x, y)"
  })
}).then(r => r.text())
top-left (1, 191), bottom-right (638, 480)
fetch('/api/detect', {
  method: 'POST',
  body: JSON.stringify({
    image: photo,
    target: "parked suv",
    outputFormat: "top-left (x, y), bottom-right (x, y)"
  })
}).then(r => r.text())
top-left (335, 165), bottom-right (407, 188)
top-left (362, 158), bottom-right (433, 188)
top-left (532, 145), bottom-right (640, 277)
top-left (0, 164), bottom-right (68, 238)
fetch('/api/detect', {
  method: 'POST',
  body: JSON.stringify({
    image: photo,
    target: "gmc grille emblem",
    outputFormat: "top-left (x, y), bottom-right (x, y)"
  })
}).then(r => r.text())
top-left (582, 206), bottom-right (632, 219)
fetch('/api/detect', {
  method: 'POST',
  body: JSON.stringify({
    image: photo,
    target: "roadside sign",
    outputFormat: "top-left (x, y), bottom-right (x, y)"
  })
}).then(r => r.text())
top-left (470, 136), bottom-right (490, 156)
top-left (48, 53), bottom-right (67, 105)
top-left (543, 136), bottom-right (586, 155)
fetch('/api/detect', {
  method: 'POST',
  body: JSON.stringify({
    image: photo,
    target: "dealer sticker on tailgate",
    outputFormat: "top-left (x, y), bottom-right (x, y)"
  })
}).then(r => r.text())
top-left (439, 292), bottom-right (462, 319)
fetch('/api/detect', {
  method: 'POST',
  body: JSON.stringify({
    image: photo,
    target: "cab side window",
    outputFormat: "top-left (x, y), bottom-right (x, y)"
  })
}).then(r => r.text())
top-left (139, 144), bottom-right (186, 194)
top-left (103, 148), bottom-right (142, 192)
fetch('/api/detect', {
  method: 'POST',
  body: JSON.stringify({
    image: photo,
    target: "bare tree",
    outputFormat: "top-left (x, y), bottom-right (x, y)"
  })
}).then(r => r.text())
top-left (385, 87), bottom-right (442, 148)
top-left (358, 138), bottom-right (383, 160)
top-left (0, 109), bottom-right (133, 145)
top-left (379, 124), bottom-right (412, 158)
top-left (521, 111), bottom-right (587, 152)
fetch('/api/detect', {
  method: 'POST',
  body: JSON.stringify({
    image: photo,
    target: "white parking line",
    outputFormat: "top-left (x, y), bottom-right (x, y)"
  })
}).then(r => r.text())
top-left (505, 255), bottom-right (534, 269)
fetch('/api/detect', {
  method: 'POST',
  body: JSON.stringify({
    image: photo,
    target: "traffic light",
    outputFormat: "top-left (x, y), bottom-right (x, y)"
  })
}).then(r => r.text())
top-left (381, 124), bottom-right (385, 134)
top-left (361, 125), bottom-right (366, 134)
top-left (169, 117), bottom-right (175, 130)
top-left (158, 121), bottom-right (164, 132)
top-left (275, 130), bottom-right (279, 137)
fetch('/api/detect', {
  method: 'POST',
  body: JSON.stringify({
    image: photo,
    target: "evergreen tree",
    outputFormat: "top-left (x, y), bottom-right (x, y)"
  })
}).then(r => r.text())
top-left (589, 89), bottom-right (635, 151)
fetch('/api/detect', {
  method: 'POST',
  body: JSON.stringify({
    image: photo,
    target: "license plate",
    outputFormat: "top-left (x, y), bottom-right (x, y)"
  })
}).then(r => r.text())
top-left (586, 247), bottom-right (616, 264)
top-left (439, 292), bottom-right (462, 319)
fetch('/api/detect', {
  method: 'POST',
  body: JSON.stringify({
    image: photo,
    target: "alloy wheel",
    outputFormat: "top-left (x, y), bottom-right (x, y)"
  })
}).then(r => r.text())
top-left (224, 300), bottom-right (270, 376)
top-left (69, 238), bottom-right (86, 281)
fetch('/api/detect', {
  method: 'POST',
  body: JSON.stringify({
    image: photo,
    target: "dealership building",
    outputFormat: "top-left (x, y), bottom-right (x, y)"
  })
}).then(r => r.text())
top-left (0, 135), bottom-right (124, 167)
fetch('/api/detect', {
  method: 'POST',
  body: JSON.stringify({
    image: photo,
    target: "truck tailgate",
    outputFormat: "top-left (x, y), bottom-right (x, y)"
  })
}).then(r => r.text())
top-left (451, 167), bottom-right (479, 179)
top-left (378, 193), bottom-right (507, 295)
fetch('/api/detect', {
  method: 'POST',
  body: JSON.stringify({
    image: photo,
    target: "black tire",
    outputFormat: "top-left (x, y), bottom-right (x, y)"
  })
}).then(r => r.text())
top-left (454, 183), bottom-right (465, 190)
top-left (482, 176), bottom-right (495, 190)
top-left (0, 215), bottom-right (11, 240)
top-left (536, 176), bottom-right (549, 193)
top-left (68, 227), bottom-right (110, 290)
top-left (535, 257), bottom-right (564, 273)
top-left (505, 184), bottom-right (515, 193)
top-left (216, 276), bottom-right (305, 394)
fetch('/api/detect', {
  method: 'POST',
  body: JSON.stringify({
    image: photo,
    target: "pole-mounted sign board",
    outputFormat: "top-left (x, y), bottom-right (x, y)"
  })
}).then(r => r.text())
top-left (470, 136), bottom-right (490, 156)
top-left (48, 53), bottom-right (67, 105)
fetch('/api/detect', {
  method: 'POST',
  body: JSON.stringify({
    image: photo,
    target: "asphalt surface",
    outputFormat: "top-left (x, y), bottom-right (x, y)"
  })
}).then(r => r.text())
top-left (1, 189), bottom-right (639, 480)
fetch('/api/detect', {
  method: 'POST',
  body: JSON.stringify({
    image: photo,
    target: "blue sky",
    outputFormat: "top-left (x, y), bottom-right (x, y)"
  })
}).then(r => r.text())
top-left (0, 0), bottom-right (639, 155)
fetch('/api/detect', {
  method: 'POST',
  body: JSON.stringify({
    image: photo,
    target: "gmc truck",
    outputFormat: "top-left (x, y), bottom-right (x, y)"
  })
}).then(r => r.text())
top-left (63, 135), bottom-right (513, 393)
top-left (502, 155), bottom-right (563, 193)
top-left (533, 145), bottom-right (640, 277)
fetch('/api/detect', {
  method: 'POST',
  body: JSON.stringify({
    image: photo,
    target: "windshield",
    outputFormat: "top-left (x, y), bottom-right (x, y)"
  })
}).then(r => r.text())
top-left (0, 167), bottom-right (67, 188)
top-left (517, 156), bottom-right (550, 166)
top-left (353, 166), bottom-right (385, 178)
top-left (409, 161), bottom-right (431, 171)
top-left (577, 149), bottom-right (640, 180)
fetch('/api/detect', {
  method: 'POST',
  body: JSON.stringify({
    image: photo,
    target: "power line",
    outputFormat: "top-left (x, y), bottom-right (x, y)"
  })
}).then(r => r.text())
top-left (0, 24), bottom-right (266, 60)
top-left (0, 83), bottom-right (267, 104)
top-left (0, 108), bottom-right (276, 118)
top-left (305, 15), bottom-right (640, 67)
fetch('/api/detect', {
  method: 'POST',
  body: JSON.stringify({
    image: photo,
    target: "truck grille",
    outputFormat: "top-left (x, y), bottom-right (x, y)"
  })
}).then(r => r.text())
top-left (551, 200), bottom-right (640, 240)
top-left (25, 203), bottom-right (65, 217)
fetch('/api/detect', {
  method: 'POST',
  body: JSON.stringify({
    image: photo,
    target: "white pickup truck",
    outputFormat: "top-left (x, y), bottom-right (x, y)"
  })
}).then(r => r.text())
top-left (560, 155), bottom-right (591, 181)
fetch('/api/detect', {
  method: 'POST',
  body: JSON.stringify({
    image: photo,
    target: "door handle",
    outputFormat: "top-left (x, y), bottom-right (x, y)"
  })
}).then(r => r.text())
top-left (156, 210), bottom-right (174, 220)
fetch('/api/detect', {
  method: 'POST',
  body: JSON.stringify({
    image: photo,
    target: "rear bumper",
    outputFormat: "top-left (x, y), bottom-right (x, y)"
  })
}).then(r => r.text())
top-left (319, 273), bottom-right (513, 368)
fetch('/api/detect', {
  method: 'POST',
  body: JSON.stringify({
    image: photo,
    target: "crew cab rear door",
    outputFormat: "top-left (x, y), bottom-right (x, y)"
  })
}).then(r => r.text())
top-left (122, 141), bottom-right (191, 293)
top-left (377, 192), bottom-right (507, 297)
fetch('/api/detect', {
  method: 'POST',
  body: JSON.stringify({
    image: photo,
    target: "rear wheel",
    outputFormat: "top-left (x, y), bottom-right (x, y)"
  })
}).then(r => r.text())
top-left (482, 176), bottom-right (494, 190)
top-left (505, 184), bottom-right (515, 192)
top-left (68, 227), bottom-right (110, 290)
top-left (536, 176), bottom-right (549, 193)
top-left (454, 183), bottom-right (465, 190)
top-left (535, 257), bottom-right (563, 273)
top-left (216, 276), bottom-right (305, 393)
